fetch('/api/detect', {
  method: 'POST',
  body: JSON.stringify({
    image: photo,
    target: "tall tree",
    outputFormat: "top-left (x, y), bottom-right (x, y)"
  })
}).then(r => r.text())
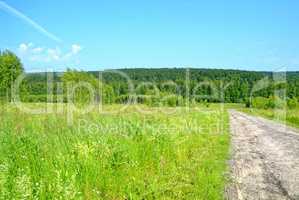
top-left (62, 69), bottom-right (115, 104)
top-left (0, 50), bottom-right (24, 100)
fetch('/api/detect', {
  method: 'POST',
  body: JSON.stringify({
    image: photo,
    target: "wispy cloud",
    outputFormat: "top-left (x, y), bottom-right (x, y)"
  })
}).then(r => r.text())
top-left (0, 1), bottom-right (62, 43)
top-left (32, 47), bottom-right (43, 53)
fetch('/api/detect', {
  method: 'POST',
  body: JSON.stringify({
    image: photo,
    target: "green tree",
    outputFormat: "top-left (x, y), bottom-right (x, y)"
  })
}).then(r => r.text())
top-left (62, 69), bottom-right (115, 104)
top-left (0, 50), bottom-right (24, 101)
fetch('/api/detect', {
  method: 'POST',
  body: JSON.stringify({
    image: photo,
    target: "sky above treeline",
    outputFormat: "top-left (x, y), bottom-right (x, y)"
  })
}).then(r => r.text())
top-left (1, 0), bottom-right (299, 72)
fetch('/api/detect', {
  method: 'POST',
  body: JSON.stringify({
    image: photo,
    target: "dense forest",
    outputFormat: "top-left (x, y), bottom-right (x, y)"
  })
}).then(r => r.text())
top-left (1, 50), bottom-right (299, 107)
top-left (22, 68), bottom-right (299, 105)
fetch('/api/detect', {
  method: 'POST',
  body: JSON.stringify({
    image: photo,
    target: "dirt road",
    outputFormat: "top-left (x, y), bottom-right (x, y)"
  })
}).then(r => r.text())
top-left (227, 111), bottom-right (299, 200)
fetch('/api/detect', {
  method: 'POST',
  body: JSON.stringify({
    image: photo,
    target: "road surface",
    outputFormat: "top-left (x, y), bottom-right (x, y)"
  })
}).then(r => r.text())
top-left (227, 110), bottom-right (299, 200)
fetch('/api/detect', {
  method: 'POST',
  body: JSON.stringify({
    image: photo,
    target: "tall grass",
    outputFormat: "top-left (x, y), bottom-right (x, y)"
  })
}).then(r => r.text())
top-left (0, 104), bottom-right (229, 199)
top-left (240, 107), bottom-right (299, 129)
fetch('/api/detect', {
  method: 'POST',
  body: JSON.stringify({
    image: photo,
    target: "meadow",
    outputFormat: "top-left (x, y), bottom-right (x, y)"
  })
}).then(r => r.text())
top-left (0, 103), bottom-right (230, 199)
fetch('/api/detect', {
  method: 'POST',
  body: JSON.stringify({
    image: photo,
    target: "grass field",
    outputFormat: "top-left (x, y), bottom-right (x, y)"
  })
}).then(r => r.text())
top-left (240, 107), bottom-right (299, 129)
top-left (0, 104), bottom-right (230, 199)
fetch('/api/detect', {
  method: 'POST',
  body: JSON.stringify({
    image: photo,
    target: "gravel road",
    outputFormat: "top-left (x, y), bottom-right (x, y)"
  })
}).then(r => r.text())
top-left (227, 110), bottom-right (299, 200)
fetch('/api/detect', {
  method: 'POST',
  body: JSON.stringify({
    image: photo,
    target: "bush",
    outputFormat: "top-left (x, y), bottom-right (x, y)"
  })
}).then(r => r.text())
top-left (251, 97), bottom-right (269, 109)
top-left (132, 94), bottom-right (185, 107)
top-left (20, 95), bottom-right (66, 103)
top-left (161, 95), bottom-right (184, 107)
top-left (287, 98), bottom-right (298, 109)
top-left (251, 96), bottom-right (287, 109)
top-left (115, 95), bottom-right (130, 104)
top-left (135, 95), bottom-right (160, 106)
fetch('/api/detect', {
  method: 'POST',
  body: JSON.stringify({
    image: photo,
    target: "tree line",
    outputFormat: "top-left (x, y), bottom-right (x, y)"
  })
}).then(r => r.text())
top-left (1, 51), bottom-right (299, 108)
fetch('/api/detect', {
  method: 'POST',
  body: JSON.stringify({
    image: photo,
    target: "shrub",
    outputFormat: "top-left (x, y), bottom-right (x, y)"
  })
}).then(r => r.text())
top-left (251, 96), bottom-right (287, 109)
top-left (20, 95), bottom-right (67, 103)
top-left (287, 98), bottom-right (298, 109)
top-left (268, 96), bottom-right (286, 109)
top-left (115, 95), bottom-right (130, 104)
top-left (161, 95), bottom-right (184, 107)
top-left (251, 97), bottom-right (269, 109)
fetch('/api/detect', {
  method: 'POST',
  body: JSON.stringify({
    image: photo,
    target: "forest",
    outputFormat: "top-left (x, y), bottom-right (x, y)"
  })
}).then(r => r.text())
top-left (1, 50), bottom-right (299, 107)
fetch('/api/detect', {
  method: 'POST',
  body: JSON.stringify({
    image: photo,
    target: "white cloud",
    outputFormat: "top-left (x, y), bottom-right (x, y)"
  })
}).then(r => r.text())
top-left (17, 43), bottom-right (82, 63)
top-left (71, 44), bottom-right (82, 55)
top-left (64, 44), bottom-right (83, 59)
top-left (32, 47), bottom-right (43, 53)
top-left (18, 43), bottom-right (33, 53)
top-left (19, 43), bottom-right (28, 52)
top-left (47, 47), bottom-right (61, 61)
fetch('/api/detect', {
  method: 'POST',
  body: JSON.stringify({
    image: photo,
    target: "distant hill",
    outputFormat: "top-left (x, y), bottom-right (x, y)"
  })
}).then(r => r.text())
top-left (24, 68), bottom-right (299, 103)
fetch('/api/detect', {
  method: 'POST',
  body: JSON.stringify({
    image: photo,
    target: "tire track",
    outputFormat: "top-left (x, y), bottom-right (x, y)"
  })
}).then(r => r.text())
top-left (227, 110), bottom-right (299, 200)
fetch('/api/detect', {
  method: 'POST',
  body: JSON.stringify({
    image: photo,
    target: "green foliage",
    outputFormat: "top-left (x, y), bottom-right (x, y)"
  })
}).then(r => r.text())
top-left (0, 50), bottom-right (24, 100)
top-left (61, 69), bottom-right (115, 105)
top-left (1, 51), bottom-right (299, 106)
top-left (115, 94), bottom-right (131, 104)
top-left (20, 94), bottom-right (66, 103)
top-left (251, 96), bottom-right (288, 109)
top-left (287, 97), bottom-right (298, 109)
top-left (161, 95), bottom-right (184, 107)
top-left (267, 96), bottom-right (286, 109)
top-left (134, 94), bottom-right (185, 107)
top-left (241, 107), bottom-right (299, 129)
top-left (251, 97), bottom-right (270, 109)
top-left (24, 68), bottom-right (299, 105)
top-left (0, 104), bottom-right (230, 199)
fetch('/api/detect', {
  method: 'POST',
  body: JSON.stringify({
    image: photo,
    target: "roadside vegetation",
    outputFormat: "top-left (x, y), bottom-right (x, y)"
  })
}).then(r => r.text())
top-left (0, 104), bottom-right (230, 199)
top-left (240, 96), bottom-right (299, 128)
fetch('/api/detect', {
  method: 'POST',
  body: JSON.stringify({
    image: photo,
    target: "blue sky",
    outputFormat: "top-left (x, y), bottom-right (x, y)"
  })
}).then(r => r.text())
top-left (1, 0), bottom-right (299, 71)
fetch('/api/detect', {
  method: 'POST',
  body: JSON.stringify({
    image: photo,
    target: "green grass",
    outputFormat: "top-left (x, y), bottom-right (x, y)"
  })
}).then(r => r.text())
top-left (0, 103), bottom-right (230, 199)
top-left (239, 106), bottom-right (299, 129)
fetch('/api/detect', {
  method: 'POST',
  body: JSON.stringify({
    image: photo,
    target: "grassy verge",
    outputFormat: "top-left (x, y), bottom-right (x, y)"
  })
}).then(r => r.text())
top-left (239, 107), bottom-right (299, 129)
top-left (0, 104), bottom-right (230, 199)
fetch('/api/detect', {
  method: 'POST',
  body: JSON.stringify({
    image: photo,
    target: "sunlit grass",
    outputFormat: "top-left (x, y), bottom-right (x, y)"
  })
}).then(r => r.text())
top-left (0, 103), bottom-right (230, 199)
top-left (240, 107), bottom-right (299, 129)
